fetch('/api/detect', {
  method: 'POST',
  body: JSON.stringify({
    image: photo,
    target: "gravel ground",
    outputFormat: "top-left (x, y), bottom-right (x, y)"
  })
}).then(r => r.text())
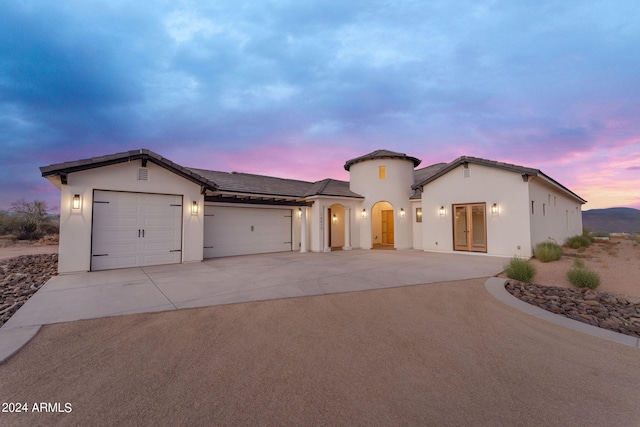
top-left (0, 254), bottom-right (58, 327)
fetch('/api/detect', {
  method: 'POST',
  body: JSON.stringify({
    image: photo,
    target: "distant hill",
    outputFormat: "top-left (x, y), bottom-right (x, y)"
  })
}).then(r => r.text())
top-left (583, 207), bottom-right (640, 233)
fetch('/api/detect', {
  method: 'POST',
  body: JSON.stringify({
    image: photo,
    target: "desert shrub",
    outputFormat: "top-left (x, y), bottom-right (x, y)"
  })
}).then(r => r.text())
top-left (567, 267), bottom-right (600, 289)
top-left (565, 234), bottom-right (592, 249)
top-left (534, 242), bottom-right (563, 262)
top-left (504, 257), bottom-right (536, 282)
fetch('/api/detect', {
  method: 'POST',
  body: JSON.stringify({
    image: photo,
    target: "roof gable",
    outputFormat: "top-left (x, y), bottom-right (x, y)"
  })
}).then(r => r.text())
top-left (40, 149), bottom-right (218, 191)
top-left (412, 156), bottom-right (586, 204)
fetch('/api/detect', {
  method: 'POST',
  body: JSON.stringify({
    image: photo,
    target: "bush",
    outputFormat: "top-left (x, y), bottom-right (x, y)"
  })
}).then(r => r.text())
top-left (504, 257), bottom-right (536, 282)
top-left (534, 242), bottom-right (563, 262)
top-left (565, 234), bottom-right (592, 249)
top-left (567, 267), bottom-right (600, 289)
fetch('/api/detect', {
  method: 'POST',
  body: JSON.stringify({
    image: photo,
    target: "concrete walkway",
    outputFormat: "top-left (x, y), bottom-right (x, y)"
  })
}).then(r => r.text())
top-left (0, 249), bottom-right (505, 363)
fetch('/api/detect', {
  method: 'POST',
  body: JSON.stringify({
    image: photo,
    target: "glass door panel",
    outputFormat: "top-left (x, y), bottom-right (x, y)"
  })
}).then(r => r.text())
top-left (454, 205), bottom-right (468, 250)
top-left (471, 204), bottom-right (486, 251)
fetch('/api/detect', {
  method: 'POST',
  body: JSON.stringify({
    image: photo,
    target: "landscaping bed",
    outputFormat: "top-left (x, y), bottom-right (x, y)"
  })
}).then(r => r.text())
top-left (0, 253), bottom-right (58, 327)
top-left (506, 280), bottom-right (640, 338)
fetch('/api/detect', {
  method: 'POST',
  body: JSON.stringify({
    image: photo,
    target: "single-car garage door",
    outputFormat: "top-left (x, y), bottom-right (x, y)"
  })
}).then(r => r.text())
top-left (91, 190), bottom-right (183, 271)
top-left (204, 206), bottom-right (292, 258)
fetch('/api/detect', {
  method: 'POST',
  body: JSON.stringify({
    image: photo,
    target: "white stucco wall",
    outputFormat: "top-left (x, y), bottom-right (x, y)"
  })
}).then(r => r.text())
top-left (349, 158), bottom-right (415, 250)
top-left (420, 163), bottom-right (532, 257)
top-left (411, 200), bottom-right (423, 250)
top-left (528, 177), bottom-right (584, 249)
top-left (56, 161), bottom-right (204, 273)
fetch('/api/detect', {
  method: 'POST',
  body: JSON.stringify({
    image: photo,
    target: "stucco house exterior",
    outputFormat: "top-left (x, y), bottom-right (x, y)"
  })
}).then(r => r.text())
top-left (41, 149), bottom-right (586, 274)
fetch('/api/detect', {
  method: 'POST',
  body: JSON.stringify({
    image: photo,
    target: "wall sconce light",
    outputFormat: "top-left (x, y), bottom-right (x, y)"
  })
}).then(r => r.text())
top-left (72, 194), bottom-right (81, 210)
top-left (191, 201), bottom-right (199, 215)
top-left (491, 203), bottom-right (499, 215)
top-left (361, 209), bottom-right (367, 219)
top-left (400, 208), bottom-right (405, 218)
top-left (332, 214), bottom-right (337, 223)
top-left (298, 208), bottom-right (302, 218)
top-left (439, 206), bottom-right (446, 217)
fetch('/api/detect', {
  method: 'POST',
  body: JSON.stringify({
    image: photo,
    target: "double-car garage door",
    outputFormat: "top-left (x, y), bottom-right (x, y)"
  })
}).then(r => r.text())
top-left (91, 192), bottom-right (293, 271)
top-left (91, 190), bottom-right (183, 271)
top-left (204, 206), bottom-right (292, 258)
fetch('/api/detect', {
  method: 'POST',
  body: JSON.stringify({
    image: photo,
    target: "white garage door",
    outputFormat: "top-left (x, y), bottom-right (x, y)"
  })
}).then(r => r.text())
top-left (204, 206), bottom-right (292, 258)
top-left (91, 190), bottom-right (183, 271)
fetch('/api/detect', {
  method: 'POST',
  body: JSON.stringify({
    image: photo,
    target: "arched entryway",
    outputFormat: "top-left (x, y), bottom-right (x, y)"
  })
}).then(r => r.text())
top-left (371, 201), bottom-right (394, 249)
top-left (323, 203), bottom-right (352, 252)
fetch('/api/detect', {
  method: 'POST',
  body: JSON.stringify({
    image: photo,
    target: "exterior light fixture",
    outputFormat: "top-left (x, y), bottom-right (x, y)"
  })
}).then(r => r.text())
top-left (400, 208), bottom-right (405, 218)
top-left (439, 206), bottom-right (446, 217)
top-left (191, 201), bottom-right (199, 215)
top-left (332, 214), bottom-right (337, 223)
top-left (491, 203), bottom-right (498, 215)
top-left (298, 208), bottom-right (302, 218)
top-left (361, 209), bottom-right (367, 219)
top-left (72, 194), bottom-right (81, 210)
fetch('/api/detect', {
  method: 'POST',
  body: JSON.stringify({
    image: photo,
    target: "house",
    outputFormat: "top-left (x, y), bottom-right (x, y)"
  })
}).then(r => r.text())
top-left (40, 149), bottom-right (586, 273)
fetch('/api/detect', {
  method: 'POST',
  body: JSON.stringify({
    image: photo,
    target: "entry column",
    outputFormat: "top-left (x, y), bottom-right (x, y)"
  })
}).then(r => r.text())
top-left (323, 205), bottom-right (330, 252)
top-left (342, 208), bottom-right (352, 250)
top-left (300, 207), bottom-right (307, 253)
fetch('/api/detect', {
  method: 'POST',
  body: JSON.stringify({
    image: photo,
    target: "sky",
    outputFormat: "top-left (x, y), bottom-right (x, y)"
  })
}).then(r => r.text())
top-left (1, 0), bottom-right (639, 212)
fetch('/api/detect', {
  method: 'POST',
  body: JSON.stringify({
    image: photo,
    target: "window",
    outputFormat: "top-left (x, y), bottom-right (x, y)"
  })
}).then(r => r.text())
top-left (554, 196), bottom-right (557, 207)
top-left (416, 208), bottom-right (422, 223)
top-left (531, 201), bottom-right (535, 215)
top-left (543, 203), bottom-right (546, 216)
top-left (379, 165), bottom-right (386, 179)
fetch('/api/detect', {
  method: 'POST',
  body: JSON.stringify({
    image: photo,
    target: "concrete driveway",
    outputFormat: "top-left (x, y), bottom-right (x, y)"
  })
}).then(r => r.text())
top-left (0, 249), bottom-right (505, 362)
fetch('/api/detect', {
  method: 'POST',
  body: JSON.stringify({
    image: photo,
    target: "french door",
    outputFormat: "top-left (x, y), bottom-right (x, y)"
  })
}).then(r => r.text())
top-left (453, 203), bottom-right (487, 252)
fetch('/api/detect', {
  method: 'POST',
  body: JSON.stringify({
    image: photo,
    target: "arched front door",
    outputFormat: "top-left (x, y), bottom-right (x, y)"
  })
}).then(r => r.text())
top-left (371, 201), bottom-right (394, 249)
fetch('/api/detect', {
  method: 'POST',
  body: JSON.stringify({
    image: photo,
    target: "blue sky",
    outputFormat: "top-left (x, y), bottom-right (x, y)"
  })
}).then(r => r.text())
top-left (1, 0), bottom-right (639, 211)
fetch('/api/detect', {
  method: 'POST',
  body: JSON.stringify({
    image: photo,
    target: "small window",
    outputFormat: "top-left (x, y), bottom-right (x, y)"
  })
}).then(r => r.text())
top-left (548, 194), bottom-right (551, 205)
top-left (379, 166), bottom-right (386, 179)
top-left (531, 201), bottom-right (535, 215)
top-left (543, 203), bottom-right (546, 216)
top-left (416, 208), bottom-right (422, 223)
top-left (554, 196), bottom-right (557, 207)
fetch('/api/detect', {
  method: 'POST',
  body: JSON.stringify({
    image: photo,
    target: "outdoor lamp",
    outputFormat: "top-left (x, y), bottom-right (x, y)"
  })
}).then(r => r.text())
top-left (491, 203), bottom-right (499, 215)
top-left (332, 214), bottom-right (337, 223)
top-left (72, 194), bottom-right (81, 210)
top-left (400, 208), bottom-right (405, 218)
top-left (361, 209), bottom-right (367, 218)
top-left (191, 201), bottom-right (199, 215)
top-left (298, 208), bottom-right (302, 218)
top-left (439, 206), bottom-right (446, 217)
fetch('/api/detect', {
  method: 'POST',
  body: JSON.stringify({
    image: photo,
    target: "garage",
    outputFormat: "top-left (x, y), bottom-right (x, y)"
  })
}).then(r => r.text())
top-left (204, 205), bottom-right (292, 258)
top-left (91, 190), bottom-right (183, 271)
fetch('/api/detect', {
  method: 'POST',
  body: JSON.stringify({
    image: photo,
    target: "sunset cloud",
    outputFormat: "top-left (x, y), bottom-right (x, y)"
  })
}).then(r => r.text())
top-left (1, 0), bottom-right (639, 210)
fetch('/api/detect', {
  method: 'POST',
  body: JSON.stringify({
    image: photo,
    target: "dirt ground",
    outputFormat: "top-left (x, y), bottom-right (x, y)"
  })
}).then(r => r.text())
top-left (0, 240), bottom-right (58, 261)
top-left (525, 236), bottom-right (640, 299)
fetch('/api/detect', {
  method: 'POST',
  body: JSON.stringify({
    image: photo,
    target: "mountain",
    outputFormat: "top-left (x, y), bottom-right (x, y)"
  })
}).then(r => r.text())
top-left (582, 207), bottom-right (640, 233)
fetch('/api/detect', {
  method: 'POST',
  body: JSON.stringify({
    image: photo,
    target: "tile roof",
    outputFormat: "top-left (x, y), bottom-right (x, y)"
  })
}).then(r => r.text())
top-left (344, 149), bottom-right (422, 171)
top-left (304, 179), bottom-right (363, 198)
top-left (186, 168), bottom-right (313, 198)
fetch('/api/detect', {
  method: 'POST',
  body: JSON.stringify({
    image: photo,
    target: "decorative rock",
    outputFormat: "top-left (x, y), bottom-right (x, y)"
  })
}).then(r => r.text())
top-left (506, 281), bottom-right (640, 339)
top-left (0, 254), bottom-right (58, 327)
